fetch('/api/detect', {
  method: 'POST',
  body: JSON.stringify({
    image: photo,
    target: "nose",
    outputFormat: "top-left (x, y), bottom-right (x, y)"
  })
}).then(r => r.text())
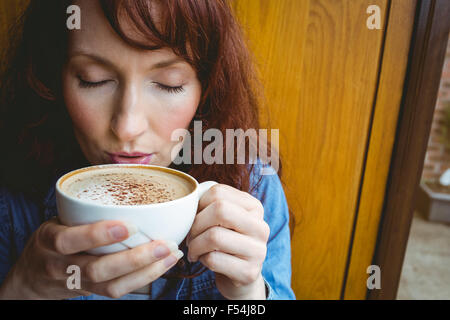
top-left (110, 82), bottom-right (148, 142)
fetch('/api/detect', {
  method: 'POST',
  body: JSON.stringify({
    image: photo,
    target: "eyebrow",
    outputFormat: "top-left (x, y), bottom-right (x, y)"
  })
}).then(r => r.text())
top-left (68, 51), bottom-right (186, 70)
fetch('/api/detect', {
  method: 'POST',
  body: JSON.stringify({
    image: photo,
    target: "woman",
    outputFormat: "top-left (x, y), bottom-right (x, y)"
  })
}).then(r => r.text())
top-left (0, 0), bottom-right (295, 300)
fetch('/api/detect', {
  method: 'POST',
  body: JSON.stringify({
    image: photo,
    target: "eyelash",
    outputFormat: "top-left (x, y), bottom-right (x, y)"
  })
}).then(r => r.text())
top-left (77, 77), bottom-right (185, 93)
top-left (78, 78), bottom-right (109, 88)
top-left (155, 83), bottom-right (185, 94)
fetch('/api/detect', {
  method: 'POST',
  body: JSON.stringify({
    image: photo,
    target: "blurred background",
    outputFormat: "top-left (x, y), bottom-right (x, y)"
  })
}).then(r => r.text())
top-left (398, 35), bottom-right (450, 300)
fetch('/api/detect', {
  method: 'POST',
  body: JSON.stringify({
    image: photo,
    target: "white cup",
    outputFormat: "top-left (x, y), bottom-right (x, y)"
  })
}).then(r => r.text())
top-left (55, 164), bottom-right (217, 255)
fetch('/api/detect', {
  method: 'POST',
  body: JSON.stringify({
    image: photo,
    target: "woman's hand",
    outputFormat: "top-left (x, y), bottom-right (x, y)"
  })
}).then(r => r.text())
top-left (0, 218), bottom-right (182, 300)
top-left (186, 184), bottom-right (270, 300)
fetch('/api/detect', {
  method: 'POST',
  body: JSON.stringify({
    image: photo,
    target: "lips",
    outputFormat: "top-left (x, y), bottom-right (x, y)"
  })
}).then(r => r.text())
top-left (107, 152), bottom-right (154, 165)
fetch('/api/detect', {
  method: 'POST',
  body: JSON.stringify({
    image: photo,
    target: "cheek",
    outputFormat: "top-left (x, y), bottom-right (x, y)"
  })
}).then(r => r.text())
top-left (158, 109), bottom-right (195, 140)
top-left (63, 82), bottom-right (108, 137)
top-left (152, 90), bottom-right (200, 142)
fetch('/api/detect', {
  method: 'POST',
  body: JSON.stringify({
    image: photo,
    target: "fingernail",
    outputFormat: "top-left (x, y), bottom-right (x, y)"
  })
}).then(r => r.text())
top-left (123, 222), bottom-right (138, 236)
top-left (164, 250), bottom-right (184, 268)
top-left (153, 240), bottom-right (178, 259)
top-left (109, 223), bottom-right (137, 240)
top-left (163, 240), bottom-right (179, 253)
top-left (109, 225), bottom-right (128, 240)
top-left (154, 245), bottom-right (170, 259)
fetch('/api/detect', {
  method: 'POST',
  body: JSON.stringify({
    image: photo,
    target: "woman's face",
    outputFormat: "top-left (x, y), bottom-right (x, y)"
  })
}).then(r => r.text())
top-left (62, 0), bottom-right (201, 166)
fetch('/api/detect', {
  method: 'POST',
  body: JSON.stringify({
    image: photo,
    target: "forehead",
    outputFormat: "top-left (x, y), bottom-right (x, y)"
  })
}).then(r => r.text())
top-left (68, 0), bottom-right (168, 60)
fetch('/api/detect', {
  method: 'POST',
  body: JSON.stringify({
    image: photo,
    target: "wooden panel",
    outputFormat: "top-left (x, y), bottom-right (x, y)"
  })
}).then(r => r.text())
top-left (232, 0), bottom-right (387, 299)
top-left (343, 0), bottom-right (417, 299)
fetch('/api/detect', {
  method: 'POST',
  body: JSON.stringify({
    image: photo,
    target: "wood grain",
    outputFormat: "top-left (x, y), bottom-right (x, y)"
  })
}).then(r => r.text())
top-left (233, 0), bottom-right (387, 299)
top-left (343, 0), bottom-right (417, 299)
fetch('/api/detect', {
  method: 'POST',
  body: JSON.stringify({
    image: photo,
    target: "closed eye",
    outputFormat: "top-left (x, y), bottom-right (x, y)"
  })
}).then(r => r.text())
top-left (77, 77), bottom-right (184, 93)
top-left (77, 76), bottom-right (110, 88)
top-left (155, 83), bottom-right (185, 94)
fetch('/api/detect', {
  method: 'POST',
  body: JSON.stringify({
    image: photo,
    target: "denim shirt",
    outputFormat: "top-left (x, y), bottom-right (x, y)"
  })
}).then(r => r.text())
top-left (0, 164), bottom-right (295, 300)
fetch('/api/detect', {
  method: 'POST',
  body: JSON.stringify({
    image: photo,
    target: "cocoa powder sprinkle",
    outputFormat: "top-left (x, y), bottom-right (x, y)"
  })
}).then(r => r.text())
top-left (76, 173), bottom-right (180, 205)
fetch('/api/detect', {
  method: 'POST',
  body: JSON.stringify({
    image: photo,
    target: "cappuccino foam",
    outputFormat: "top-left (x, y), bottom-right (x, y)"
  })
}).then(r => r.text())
top-left (61, 167), bottom-right (193, 205)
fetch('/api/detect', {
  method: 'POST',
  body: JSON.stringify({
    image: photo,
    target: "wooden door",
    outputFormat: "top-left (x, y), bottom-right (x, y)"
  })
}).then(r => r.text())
top-left (232, 0), bottom-right (417, 299)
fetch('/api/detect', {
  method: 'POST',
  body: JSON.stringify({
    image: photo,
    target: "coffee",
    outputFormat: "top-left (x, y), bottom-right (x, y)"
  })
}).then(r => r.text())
top-left (60, 166), bottom-right (194, 206)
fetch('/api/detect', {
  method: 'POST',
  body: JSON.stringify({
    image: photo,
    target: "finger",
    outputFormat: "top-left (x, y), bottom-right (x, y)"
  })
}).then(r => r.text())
top-left (83, 240), bottom-right (178, 283)
top-left (87, 250), bottom-right (184, 299)
top-left (199, 251), bottom-right (262, 286)
top-left (187, 226), bottom-right (267, 263)
top-left (187, 200), bottom-right (270, 243)
top-left (41, 219), bottom-right (137, 255)
top-left (198, 184), bottom-right (264, 216)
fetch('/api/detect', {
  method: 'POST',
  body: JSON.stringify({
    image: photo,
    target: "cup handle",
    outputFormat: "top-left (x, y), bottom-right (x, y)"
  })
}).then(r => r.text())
top-left (198, 181), bottom-right (218, 199)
